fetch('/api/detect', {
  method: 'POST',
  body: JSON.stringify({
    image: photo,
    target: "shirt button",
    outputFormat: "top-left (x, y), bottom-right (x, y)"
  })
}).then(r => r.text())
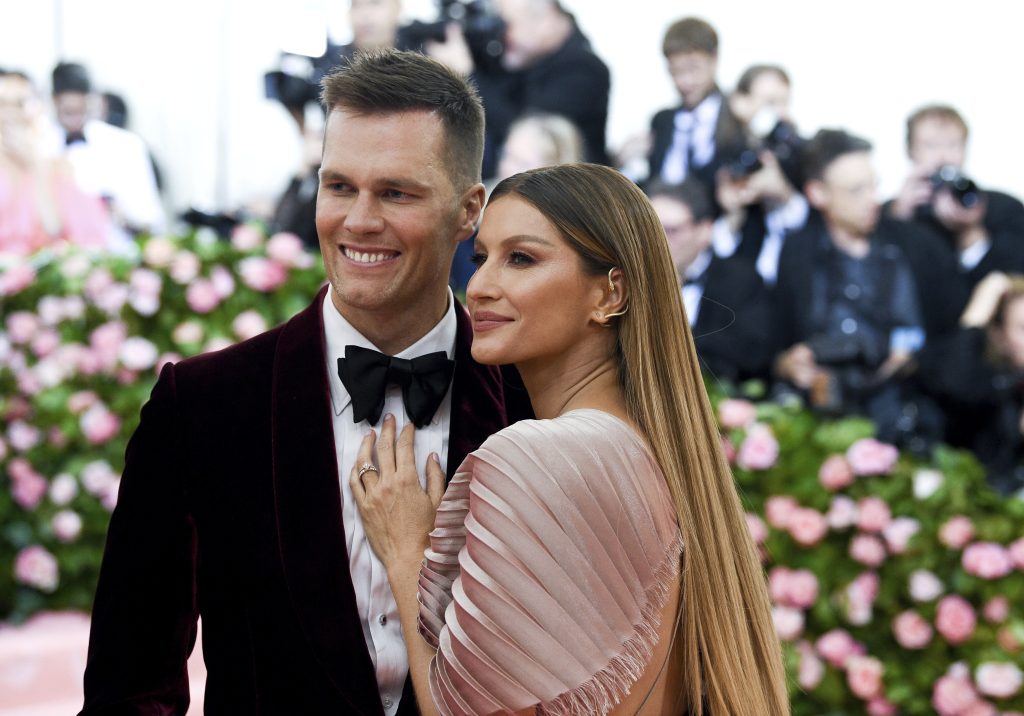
top-left (841, 318), bottom-right (858, 334)
top-left (378, 614), bottom-right (387, 626)
top-left (383, 696), bottom-right (393, 709)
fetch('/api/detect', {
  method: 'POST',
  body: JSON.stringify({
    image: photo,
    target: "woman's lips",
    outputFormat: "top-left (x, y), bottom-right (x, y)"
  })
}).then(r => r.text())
top-left (472, 311), bottom-right (513, 332)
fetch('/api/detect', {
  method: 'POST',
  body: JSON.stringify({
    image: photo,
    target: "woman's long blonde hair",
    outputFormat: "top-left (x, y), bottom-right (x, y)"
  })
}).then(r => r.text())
top-left (490, 163), bottom-right (789, 715)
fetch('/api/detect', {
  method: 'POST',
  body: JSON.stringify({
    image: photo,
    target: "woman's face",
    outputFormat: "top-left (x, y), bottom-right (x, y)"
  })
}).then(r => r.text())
top-left (466, 195), bottom-right (608, 367)
top-left (995, 296), bottom-right (1024, 370)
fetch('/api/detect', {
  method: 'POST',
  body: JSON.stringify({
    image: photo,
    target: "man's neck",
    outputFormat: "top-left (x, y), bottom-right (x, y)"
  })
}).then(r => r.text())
top-left (826, 222), bottom-right (871, 258)
top-left (329, 289), bottom-right (449, 355)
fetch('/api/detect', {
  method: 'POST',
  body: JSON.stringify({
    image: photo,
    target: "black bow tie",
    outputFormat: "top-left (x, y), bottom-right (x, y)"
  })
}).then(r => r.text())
top-left (337, 345), bottom-right (455, 428)
top-left (65, 131), bottom-right (86, 145)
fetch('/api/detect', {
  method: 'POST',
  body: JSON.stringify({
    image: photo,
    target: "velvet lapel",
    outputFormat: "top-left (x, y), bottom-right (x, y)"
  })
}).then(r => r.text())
top-left (271, 286), bottom-right (381, 716)
top-left (446, 298), bottom-right (511, 477)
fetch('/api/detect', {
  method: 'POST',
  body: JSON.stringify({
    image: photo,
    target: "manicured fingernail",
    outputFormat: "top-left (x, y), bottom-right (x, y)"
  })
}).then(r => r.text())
top-left (430, 452), bottom-right (440, 463)
top-left (384, 413), bottom-right (394, 422)
top-left (365, 429), bottom-right (374, 438)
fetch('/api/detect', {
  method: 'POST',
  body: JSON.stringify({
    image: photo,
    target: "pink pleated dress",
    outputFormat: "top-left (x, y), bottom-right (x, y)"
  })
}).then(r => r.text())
top-left (418, 409), bottom-right (684, 716)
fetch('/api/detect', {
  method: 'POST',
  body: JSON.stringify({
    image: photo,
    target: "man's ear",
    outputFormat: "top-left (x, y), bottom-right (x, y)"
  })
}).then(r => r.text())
top-left (805, 179), bottom-right (828, 210)
top-left (456, 183), bottom-right (486, 241)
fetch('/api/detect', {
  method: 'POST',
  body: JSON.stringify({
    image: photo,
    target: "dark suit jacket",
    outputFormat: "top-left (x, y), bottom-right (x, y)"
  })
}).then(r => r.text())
top-left (80, 287), bottom-right (530, 715)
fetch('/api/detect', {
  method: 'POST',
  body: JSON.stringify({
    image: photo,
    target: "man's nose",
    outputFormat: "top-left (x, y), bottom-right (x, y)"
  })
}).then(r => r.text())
top-left (343, 192), bottom-right (384, 234)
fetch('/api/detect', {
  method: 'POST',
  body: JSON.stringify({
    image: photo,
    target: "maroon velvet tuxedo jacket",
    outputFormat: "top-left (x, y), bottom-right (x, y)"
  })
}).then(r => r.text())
top-left (80, 287), bottom-right (529, 715)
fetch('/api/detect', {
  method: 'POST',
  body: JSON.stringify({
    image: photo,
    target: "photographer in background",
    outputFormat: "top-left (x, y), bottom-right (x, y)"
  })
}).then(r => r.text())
top-left (885, 105), bottom-right (1024, 291)
top-left (772, 129), bottom-right (940, 450)
top-left (424, 0), bottom-right (610, 179)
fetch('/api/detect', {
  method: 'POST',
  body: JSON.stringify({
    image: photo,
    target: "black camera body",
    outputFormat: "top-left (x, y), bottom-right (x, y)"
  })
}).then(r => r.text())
top-left (264, 46), bottom-right (340, 110)
top-left (398, 0), bottom-right (506, 72)
top-left (805, 332), bottom-right (887, 415)
top-left (724, 147), bottom-right (764, 179)
top-left (930, 164), bottom-right (983, 209)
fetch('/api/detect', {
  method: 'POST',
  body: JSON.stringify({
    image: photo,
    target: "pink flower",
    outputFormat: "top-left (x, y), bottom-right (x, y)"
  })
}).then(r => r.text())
top-left (819, 454), bottom-right (855, 491)
top-left (0, 262), bottom-right (35, 295)
top-left (845, 571), bottom-right (880, 625)
top-left (118, 336), bottom-right (158, 371)
top-left (909, 569), bottom-right (944, 602)
top-left (83, 266), bottom-right (114, 301)
top-left (67, 390), bottom-right (98, 414)
top-left (8, 420), bottom-right (42, 451)
top-left (231, 223), bottom-right (265, 251)
top-left (232, 310), bottom-right (269, 341)
top-left (155, 352), bottom-right (181, 374)
top-left (867, 696), bottom-right (897, 716)
top-left (846, 437), bottom-right (899, 475)
top-left (239, 256), bottom-right (288, 292)
top-left (13, 545), bottom-right (59, 592)
top-left (172, 320), bottom-right (205, 346)
top-left (962, 542), bottom-right (1013, 580)
top-left (771, 606), bottom-right (804, 641)
top-left (80, 403), bottom-right (121, 445)
top-left (37, 295), bottom-right (64, 325)
top-left (31, 328), bottom-right (61, 358)
top-left (717, 398), bottom-right (757, 429)
top-left (998, 625), bottom-right (1022, 653)
top-left (81, 461), bottom-right (117, 497)
top-left (720, 435), bottom-right (736, 465)
top-left (1010, 537), bottom-right (1024, 570)
top-left (933, 672), bottom-right (980, 716)
top-left (850, 533), bottom-right (887, 567)
top-left (982, 596), bottom-right (1010, 624)
top-left (765, 496), bottom-right (798, 529)
top-left (6, 311), bottom-right (40, 344)
top-left (130, 267), bottom-right (163, 296)
top-left (962, 702), bottom-right (997, 716)
top-left (204, 336), bottom-right (234, 353)
top-left (975, 662), bottom-right (1022, 699)
top-left (736, 423), bottom-right (779, 470)
top-left (936, 595), bottom-right (977, 645)
top-left (798, 646), bottom-right (825, 690)
top-left (846, 655), bottom-right (884, 700)
top-left (267, 231), bottom-right (307, 267)
top-left (816, 628), bottom-right (858, 668)
top-left (90, 321), bottom-right (127, 372)
top-left (52, 510), bottom-right (83, 542)
top-left (745, 512), bottom-right (767, 545)
top-left (11, 466), bottom-right (47, 510)
top-left (142, 237), bottom-right (177, 267)
top-left (210, 265), bottom-right (236, 298)
top-left (883, 516), bottom-right (920, 554)
top-left (856, 497), bottom-right (892, 533)
top-left (892, 610), bottom-right (933, 649)
top-left (788, 569), bottom-right (819, 608)
top-left (826, 495), bottom-right (859, 530)
top-left (169, 250), bottom-right (201, 284)
top-left (185, 278), bottom-right (221, 314)
top-left (939, 516), bottom-right (975, 549)
top-left (49, 473), bottom-right (78, 505)
top-left (789, 507), bottom-right (829, 546)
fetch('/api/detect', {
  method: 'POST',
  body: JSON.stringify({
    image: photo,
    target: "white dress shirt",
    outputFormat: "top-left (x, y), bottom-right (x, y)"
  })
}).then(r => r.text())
top-left (681, 247), bottom-right (713, 327)
top-left (711, 193), bottom-right (809, 286)
top-left (660, 93), bottom-right (722, 184)
top-left (322, 285), bottom-right (456, 715)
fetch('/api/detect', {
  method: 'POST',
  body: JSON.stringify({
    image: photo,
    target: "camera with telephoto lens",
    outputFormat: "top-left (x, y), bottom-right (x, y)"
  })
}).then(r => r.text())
top-left (724, 147), bottom-right (764, 179)
top-left (930, 164), bottom-right (982, 209)
top-left (264, 48), bottom-right (338, 110)
top-left (805, 333), bottom-right (886, 415)
top-left (398, 0), bottom-right (506, 72)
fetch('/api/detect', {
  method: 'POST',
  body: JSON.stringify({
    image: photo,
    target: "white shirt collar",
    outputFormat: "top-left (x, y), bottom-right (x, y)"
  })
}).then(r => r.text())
top-left (323, 284), bottom-right (458, 416)
top-left (959, 236), bottom-right (992, 271)
top-left (684, 247), bottom-right (713, 282)
top-left (675, 92), bottom-right (721, 129)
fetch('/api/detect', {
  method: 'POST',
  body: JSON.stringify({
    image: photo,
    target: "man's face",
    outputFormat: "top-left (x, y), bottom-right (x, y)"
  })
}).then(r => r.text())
top-left (650, 195), bottom-right (712, 276)
top-left (667, 51), bottom-right (717, 109)
top-left (53, 91), bottom-right (88, 134)
top-left (811, 151), bottom-right (880, 238)
top-left (349, 0), bottom-right (401, 50)
top-left (0, 75), bottom-right (36, 127)
top-left (909, 117), bottom-right (966, 173)
top-left (496, 0), bottom-right (548, 70)
top-left (316, 109), bottom-right (477, 324)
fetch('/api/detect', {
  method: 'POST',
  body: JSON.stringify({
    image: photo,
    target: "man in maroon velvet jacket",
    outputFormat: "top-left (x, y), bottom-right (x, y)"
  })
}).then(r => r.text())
top-left (80, 50), bottom-right (529, 715)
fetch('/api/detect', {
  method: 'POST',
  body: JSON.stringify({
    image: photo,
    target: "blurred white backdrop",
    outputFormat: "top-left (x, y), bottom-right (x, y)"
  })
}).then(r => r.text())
top-left (3, 0), bottom-right (1023, 224)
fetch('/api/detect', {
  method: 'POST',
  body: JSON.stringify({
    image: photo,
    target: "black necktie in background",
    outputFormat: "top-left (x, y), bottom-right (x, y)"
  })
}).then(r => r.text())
top-left (337, 345), bottom-right (455, 428)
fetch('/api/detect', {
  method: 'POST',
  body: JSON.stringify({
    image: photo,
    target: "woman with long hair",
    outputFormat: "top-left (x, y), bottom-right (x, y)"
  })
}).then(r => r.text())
top-left (352, 162), bottom-right (788, 715)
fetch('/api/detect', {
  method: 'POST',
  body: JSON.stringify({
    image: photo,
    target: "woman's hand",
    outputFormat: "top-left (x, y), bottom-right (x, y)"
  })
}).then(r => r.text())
top-left (350, 414), bottom-right (446, 570)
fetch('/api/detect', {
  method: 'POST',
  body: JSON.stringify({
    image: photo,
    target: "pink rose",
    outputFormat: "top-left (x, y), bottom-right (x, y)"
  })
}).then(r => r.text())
top-left (798, 646), bottom-right (825, 689)
top-left (846, 437), bottom-right (899, 476)
top-left (856, 497), bottom-right (892, 533)
top-left (936, 595), bottom-right (977, 645)
top-left (771, 606), bottom-right (804, 641)
top-left (745, 512), bottom-right (767, 545)
top-left (819, 454), bottom-right (855, 491)
top-left (94, 282), bottom-right (129, 316)
top-left (80, 403), bottom-right (121, 445)
top-left (826, 495), bottom-right (859, 530)
top-left (845, 571), bottom-right (880, 625)
top-left (185, 278), bottom-right (221, 314)
top-left (909, 569), bottom-right (944, 602)
top-left (765, 496), bottom-right (798, 529)
top-left (892, 610), bottom-right (933, 649)
top-left (204, 336), bottom-right (234, 353)
top-left (49, 473), bottom-right (78, 505)
top-left (169, 250), bottom-right (201, 284)
top-left (768, 567), bottom-right (790, 603)
top-left (118, 336), bottom-right (159, 371)
top-left (6, 311), bottom-right (40, 344)
top-left (81, 461), bottom-right (117, 497)
top-left (962, 703), bottom-right (997, 716)
top-left (13, 545), bottom-right (59, 592)
top-left (129, 267), bottom-right (163, 297)
top-left (789, 507), bottom-right (829, 546)
top-left (939, 516), bottom-right (975, 549)
top-left (232, 310), bottom-right (269, 341)
top-left (231, 223), bottom-right (265, 251)
top-left (11, 466), bottom-right (47, 510)
top-left (267, 232), bottom-right (308, 267)
top-left (210, 265), bottom-right (236, 298)
top-left (816, 628), bottom-right (858, 668)
top-left (173, 321), bottom-right (205, 346)
top-left (239, 256), bottom-right (288, 292)
top-left (850, 533), bottom-right (887, 567)
top-left (983, 596), bottom-right (1010, 624)
top-left (37, 295), bottom-right (64, 325)
top-left (31, 328), bottom-right (61, 358)
top-left (717, 398), bottom-right (757, 429)
top-left (0, 262), bottom-right (35, 295)
top-left (883, 516), bottom-right (920, 554)
top-left (142, 237), bottom-right (177, 267)
top-left (787, 569), bottom-right (819, 609)
top-left (1010, 537), bottom-right (1024, 570)
top-left (867, 697), bottom-right (897, 716)
top-left (8, 419), bottom-right (42, 451)
top-left (846, 655), bottom-right (884, 700)
top-left (975, 662), bottom-right (1022, 699)
top-left (52, 510), bottom-right (83, 543)
top-left (63, 295), bottom-right (85, 320)
top-left (998, 625), bottom-right (1022, 653)
top-left (962, 542), bottom-right (1013, 580)
top-left (736, 423), bottom-right (779, 470)
top-left (67, 390), bottom-right (98, 414)
top-left (933, 672), bottom-right (980, 716)
top-left (90, 321), bottom-right (127, 372)
top-left (83, 267), bottom-right (114, 302)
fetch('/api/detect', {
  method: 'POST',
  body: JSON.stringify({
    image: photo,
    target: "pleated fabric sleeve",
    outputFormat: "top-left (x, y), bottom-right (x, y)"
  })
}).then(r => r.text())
top-left (417, 410), bottom-right (684, 716)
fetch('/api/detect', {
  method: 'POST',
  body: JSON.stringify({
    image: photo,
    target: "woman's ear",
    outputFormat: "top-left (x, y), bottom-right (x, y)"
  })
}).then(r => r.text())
top-left (591, 267), bottom-right (629, 327)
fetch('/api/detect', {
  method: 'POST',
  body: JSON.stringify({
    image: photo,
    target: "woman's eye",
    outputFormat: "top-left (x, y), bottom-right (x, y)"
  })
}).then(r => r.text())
top-left (469, 252), bottom-right (487, 267)
top-left (509, 251), bottom-right (535, 266)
